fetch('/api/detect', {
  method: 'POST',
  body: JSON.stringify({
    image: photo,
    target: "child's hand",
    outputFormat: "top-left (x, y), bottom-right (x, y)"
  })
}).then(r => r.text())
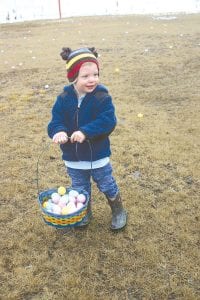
top-left (70, 131), bottom-right (86, 143)
top-left (52, 132), bottom-right (68, 144)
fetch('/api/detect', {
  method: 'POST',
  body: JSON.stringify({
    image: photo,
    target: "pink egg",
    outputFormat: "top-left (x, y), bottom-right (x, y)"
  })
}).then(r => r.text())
top-left (51, 192), bottom-right (61, 204)
top-left (58, 201), bottom-right (66, 208)
top-left (77, 193), bottom-right (86, 203)
top-left (58, 195), bottom-right (69, 208)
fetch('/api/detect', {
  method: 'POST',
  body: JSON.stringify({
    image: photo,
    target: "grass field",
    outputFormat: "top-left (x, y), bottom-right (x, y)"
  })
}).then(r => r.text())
top-left (0, 13), bottom-right (200, 300)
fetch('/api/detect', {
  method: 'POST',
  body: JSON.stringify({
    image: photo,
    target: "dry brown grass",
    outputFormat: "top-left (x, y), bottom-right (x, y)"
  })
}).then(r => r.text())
top-left (0, 14), bottom-right (200, 300)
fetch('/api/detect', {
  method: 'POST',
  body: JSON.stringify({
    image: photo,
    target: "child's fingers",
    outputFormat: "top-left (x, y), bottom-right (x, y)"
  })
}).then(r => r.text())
top-left (59, 136), bottom-right (68, 143)
top-left (78, 135), bottom-right (85, 143)
top-left (70, 133), bottom-right (75, 143)
top-left (52, 135), bottom-right (59, 143)
top-left (53, 132), bottom-right (68, 144)
top-left (70, 131), bottom-right (85, 143)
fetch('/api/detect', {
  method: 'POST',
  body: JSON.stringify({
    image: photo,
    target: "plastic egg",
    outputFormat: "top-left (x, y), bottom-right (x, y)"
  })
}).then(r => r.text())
top-left (68, 190), bottom-right (79, 198)
top-left (58, 186), bottom-right (66, 195)
top-left (58, 201), bottom-right (66, 208)
top-left (76, 202), bottom-right (84, 210)
top-left (68, 195), bottom-right (77, 204)
top-left (61, 206), bottom-right (69, 215)
top-left (52, 205), bottom-right (61, 215)
top-left (61, 194), bottom-right (69, 203)
top-left (66, 202), bottom-right (77, 214)
top-left (77, 193), bottom-right (86, 203)
top-left (58, 195), bottom-right (69, 208)
top-left (42, 201), bottom-right (48, 208)
top-left (137, 113), bottom-right (143, 118)
top-left (46, 202), bottom-right (53, 212)
top-left (51, 192), bottom-right (60, 204)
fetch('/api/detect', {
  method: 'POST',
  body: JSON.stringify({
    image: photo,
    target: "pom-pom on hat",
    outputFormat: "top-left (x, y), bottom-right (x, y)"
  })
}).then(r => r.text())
top-left (60, 47), bottom-right (99, 82)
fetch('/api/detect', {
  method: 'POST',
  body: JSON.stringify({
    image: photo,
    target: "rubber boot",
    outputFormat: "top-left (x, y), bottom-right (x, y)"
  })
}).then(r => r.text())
top-left (106, 193), bottom-right (127, 230)
top-left (76, 199), bottom-right (92, 227)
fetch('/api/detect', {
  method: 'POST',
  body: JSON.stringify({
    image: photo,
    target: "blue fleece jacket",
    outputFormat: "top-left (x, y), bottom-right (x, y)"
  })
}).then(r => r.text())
top-left (48, 84), bottom-right (117, 162)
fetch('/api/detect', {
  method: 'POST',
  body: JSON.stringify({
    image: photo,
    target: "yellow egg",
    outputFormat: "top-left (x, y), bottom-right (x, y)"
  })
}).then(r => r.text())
top-left (58, 186), bottom-right (66, 196)
top-left (61, 206), bottom-right (70, 215)
top-left (42, 201), bottom-right (48, 208)
top-left (62, 202), bottom-right (77, 215)
top-left (115, 68), bottom-right (120, 73)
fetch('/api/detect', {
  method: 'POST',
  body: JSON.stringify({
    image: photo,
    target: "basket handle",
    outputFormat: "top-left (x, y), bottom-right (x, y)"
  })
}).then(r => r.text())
top-left (36, 142), bottom-right (52, 196)
top-left (36, 136), bottom-right (72, 195)
top-left (36, 136), bottom-right (92, 195)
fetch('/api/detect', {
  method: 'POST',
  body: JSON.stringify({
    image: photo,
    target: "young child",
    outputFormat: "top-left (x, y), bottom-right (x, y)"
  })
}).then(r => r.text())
top-left (48, 47), bottom-right (127, 230)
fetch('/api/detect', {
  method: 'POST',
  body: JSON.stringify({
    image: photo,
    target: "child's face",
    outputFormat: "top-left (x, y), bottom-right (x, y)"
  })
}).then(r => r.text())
top-left (74, 62), bottom-right (99, 95)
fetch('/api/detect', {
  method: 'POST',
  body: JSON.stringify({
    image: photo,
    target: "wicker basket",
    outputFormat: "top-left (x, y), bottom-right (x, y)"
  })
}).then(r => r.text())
top-left (38, 187), bottom-right (89, 228)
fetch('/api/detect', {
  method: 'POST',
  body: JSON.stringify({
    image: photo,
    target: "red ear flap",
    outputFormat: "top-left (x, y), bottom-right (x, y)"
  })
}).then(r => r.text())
top-left (60, 47), bottom-right (72, 61)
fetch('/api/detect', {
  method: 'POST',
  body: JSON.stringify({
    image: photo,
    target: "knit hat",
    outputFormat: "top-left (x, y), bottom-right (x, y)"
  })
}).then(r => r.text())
top-left (60, 47), bottom-right (99, 82)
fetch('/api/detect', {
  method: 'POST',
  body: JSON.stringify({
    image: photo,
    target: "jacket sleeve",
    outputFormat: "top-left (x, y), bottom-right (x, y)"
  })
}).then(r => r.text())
top-left (79, 95), bottom-right (117, 140)
top-left (47, 96), bottom-right (68, 139)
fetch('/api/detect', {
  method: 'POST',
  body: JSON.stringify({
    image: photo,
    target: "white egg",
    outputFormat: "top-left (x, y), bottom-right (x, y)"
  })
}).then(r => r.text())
top-left (69, 196), bottom-right (77, 206)
top-left (66, 202), bottom-right (77, 214)
top-left (61, 194), bottom-right (69, 203)
top-left (68, 190), bottom-right (79, 198)
top-left (52, 205), bottom-right (61, 215)
top-left (76, 202), bottom-right (84, 210)
top-left (46, 202), bottom-right (53, 212)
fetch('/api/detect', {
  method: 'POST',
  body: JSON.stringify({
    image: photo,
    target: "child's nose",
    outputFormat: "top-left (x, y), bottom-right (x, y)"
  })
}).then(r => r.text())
top-left (88, 75), bottom-right (96, 82)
